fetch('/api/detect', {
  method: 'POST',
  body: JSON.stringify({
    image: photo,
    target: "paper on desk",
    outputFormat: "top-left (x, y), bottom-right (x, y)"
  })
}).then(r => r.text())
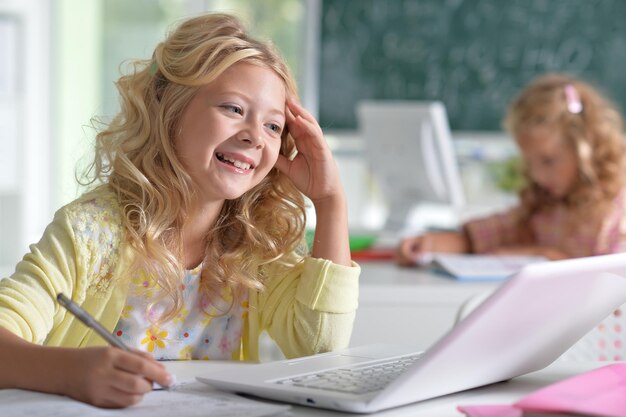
top-left (458, 363), bottom-right (626, 417)
top-left (0, 389), bottom-right (103, 417)
top-left (419, 253), bottom-right (548, 281)
top-left (0, 381), bottom-right (290, 417)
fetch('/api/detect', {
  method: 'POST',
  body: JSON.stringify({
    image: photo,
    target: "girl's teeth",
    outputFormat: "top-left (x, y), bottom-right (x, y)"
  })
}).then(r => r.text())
top-left (233, 161), bottom-right (250, 169)
top-left (217, 153), bottom-right (251, 170)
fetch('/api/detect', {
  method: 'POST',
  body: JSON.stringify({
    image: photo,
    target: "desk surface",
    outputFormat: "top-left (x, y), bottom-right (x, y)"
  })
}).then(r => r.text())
top-left (1, 359), bottom-right (611, 416)
top-left (358, 261), bottom-right (498, 303)
top-left (169, 360), bottom-right (610, 417)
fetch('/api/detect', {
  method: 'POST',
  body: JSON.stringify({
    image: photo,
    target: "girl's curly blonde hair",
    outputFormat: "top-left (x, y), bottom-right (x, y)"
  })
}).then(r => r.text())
top-left (83, 13), bottom-right (306, 322)
top-left (504, 73), bottom-right (626, 234)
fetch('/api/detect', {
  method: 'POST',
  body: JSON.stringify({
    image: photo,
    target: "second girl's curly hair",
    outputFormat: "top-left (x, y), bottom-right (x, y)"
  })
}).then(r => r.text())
top-left (503, 73), bottom-right (626, 229)
top-left (83, 13), bottom-right (306, 322)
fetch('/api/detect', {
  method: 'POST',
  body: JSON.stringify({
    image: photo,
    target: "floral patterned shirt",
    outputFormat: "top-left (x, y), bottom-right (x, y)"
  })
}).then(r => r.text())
top-left (113, 265), bottom-right (248, 360)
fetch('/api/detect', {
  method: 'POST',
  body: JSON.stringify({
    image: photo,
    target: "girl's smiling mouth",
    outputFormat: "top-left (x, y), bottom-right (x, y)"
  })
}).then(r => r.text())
top-left (215, 152), bottom-right (255, 172)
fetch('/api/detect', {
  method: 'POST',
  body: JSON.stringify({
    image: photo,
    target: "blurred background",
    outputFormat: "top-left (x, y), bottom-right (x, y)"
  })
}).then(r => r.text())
top-left (2, 0), bottom-right (625, 275)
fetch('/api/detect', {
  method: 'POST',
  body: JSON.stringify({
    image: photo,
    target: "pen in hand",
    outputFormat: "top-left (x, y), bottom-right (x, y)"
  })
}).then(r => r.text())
top-left (56, 292), bottom-right (130, 351)
top-left (56, 292), bottom-right (173, 390)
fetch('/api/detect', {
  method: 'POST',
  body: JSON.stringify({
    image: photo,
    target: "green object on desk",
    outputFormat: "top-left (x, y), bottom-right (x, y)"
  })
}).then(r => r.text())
top-left (349, 234), bottom-right (377, 251)
top-left (304, 230), bottom-right (377, 251)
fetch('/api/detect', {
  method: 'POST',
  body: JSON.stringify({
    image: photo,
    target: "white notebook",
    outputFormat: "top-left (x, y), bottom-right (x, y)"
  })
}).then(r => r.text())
top-left (419, 253), bottom-right (548, 281)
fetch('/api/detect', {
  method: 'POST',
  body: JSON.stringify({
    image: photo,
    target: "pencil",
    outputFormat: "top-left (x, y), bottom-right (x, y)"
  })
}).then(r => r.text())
top-left (56, 292), bottom-right (131, 352)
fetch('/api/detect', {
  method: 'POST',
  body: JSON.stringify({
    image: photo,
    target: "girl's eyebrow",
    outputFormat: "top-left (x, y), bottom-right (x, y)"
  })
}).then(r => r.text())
top-left (212, 90), bottom-right (250, 102)
top-left (267, 107), bottom-right (286, 120)
top-left (214, 90), bottom-right (285, 117)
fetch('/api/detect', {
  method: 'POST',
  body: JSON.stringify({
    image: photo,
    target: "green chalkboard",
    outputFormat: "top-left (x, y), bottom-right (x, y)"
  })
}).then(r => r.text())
top-left (319, 0), bottom-right (626, 131)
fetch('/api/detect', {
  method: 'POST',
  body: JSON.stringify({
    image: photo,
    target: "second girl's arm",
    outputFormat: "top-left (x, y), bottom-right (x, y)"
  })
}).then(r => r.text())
top-left (489, 245), bottom-right (569, 260)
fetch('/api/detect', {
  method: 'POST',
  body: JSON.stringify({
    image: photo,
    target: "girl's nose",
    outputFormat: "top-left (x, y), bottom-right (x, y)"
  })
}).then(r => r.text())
top-left (239, 135), bottom-right (263, 148)
top-left (237, 122), bottom-right (264, 148)
top-left (532, 171), bottom-right (552, 189)
top-left (241, 135), bottom-right (263, 147)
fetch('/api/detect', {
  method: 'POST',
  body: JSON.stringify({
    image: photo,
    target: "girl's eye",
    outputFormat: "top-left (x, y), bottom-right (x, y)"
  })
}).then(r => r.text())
top-left (267, 123), bottom-right (282, 134)
top-left (223, 104), bottom-right (242, 115)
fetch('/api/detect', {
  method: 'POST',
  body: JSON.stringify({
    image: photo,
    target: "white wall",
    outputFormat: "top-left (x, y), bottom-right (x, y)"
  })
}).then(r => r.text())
top-left (54, 0), bottom-right (103, 209)
top-left (0, 0), bottom-right (52, 277)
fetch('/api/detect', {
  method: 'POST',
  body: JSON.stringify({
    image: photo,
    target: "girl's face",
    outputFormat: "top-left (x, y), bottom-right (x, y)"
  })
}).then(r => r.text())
top-left (175, 62), bottom-right (287, 203)
top-left (516, 126), bottom-right (580, 199)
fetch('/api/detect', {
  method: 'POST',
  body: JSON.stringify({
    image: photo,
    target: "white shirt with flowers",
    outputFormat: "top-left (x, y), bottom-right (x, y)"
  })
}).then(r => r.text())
top-left (113, 265), bottom-right (248, 360)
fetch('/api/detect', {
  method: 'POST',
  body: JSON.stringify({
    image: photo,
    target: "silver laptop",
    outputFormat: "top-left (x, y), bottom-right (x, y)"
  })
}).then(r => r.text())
top-left (197, 253), bottom-right (626, 413)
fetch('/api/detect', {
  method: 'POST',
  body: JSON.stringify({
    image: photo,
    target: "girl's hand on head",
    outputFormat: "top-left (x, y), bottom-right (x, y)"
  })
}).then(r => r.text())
top-left (64, 346), bottom-right (172, 408)
top-left (274, 99), bottom-right (343, 204)
top-left (278, 99), bottom-right (350, 265)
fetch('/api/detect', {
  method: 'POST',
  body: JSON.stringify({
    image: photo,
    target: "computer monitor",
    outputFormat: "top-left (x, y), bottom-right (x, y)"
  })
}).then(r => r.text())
top-left (357, 101), bottom-right (465, 232)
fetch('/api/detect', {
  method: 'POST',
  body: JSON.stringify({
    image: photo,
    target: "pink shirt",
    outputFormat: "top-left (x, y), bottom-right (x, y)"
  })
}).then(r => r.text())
top-left (465, 187), bottom-right (626, 258)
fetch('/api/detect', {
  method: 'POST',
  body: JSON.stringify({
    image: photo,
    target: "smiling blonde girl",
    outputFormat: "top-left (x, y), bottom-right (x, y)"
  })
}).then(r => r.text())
top-left (0, 13), bottom-right (358, 408)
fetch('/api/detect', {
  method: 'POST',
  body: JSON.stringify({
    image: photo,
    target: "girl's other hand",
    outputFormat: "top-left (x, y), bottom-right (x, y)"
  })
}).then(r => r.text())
top-left (396, 235), bottom-right (430, 266)
top-left (396, 231), bottom-right (470, 266)
top-left (64, 346), bottom-right (172, 408)
top-left (275, 99), bottom-right (342, 204)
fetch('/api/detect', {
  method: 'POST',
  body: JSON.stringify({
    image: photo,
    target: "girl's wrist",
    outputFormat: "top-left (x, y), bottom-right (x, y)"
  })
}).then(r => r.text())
top-left (311, 193), bottom-right (346, 213)
top-left (9, 342), bottom-right (67, 394)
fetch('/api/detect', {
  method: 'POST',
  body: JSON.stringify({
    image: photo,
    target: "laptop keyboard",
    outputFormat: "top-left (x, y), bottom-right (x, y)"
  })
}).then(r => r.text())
top-left (273, 353), bottom-right (422, 395)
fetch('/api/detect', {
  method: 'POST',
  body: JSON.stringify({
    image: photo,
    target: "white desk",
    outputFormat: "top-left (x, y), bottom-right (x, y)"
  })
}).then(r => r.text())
top-left (353, 262), bottom-right (498, 350)
top-left (170, 360), bottom-right (611, 417)
top-left (1, 360), bottom-right (611, 416)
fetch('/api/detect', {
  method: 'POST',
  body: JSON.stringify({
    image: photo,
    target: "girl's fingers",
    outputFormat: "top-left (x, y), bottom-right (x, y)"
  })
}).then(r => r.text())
top-left (285, 99), bottom-right (324, 141)
top-left (285, 103), bottom-right (296, 124)
top-left (294, 116), bottom-right (320, 138)
top-left (114, 351), bottom-right (172, 388)
top-left (287, 98), bottom-right (316, 123)
top-left (287, 110), bottom-right (313, 133)
top-left (105, 385), bottom-right (146, 408)
top-left (133, 349), bottom-right (166, 368)
top-left (109, 368), bottom-right (153, 395)
top-left (399, 238), bottom-right (418, 263)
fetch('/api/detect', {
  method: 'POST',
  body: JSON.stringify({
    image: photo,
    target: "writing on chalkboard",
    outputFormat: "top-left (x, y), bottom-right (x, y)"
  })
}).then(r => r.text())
top-left (319, 0), bottom-right (626, 130)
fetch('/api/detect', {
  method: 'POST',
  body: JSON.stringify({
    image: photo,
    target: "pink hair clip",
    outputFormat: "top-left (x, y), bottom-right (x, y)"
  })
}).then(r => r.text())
top-left (564, 84), bottom-right (583, 114)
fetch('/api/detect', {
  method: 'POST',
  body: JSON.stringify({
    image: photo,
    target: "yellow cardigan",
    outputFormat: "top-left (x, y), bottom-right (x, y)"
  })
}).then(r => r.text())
top-left (0, 187), bottom-right (360, 361)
